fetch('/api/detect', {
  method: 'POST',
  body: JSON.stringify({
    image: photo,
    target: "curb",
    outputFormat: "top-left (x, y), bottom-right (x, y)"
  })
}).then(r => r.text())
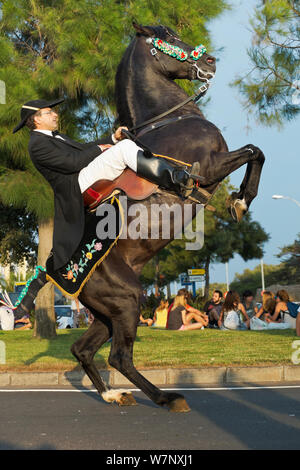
top-left (1, 365), bottom-right (300, 387)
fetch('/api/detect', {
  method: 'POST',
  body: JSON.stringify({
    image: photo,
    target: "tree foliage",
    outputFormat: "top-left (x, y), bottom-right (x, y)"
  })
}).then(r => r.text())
top-left (0, 204), bottom-right (37, 267)
top-left (233, 0), bottom-right (300, 127)
top-left (230, 233), bottom-right (300, 294)
top-left (277, 232), bottom-right (300, 280)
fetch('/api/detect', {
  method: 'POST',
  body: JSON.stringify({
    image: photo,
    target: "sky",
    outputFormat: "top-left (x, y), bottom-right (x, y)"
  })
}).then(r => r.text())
top-left (200, 0), bottom-right (300, 286)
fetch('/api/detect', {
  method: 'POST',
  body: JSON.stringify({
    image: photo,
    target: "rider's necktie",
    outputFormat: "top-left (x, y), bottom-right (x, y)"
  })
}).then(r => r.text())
top-left (52, 130), bottom-right (65, 141)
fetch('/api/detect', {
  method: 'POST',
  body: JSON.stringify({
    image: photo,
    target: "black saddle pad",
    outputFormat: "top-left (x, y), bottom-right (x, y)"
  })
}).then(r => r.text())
top-left (46, 196), bottom-right (124, 297)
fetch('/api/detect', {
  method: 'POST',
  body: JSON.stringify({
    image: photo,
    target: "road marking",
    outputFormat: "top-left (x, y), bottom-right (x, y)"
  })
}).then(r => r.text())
top-left (0, 385), bottom-right (300, 392)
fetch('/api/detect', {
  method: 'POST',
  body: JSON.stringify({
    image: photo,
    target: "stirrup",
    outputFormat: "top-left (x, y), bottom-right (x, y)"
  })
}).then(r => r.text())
top-left (181, 162), bottom-right (202, 198)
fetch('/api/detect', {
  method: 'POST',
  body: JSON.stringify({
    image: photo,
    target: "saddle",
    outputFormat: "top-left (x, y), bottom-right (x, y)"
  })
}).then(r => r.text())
top-left (83, 168), bottom-right (158, 211)
top-left (83, 160), bottom-right (215, 212)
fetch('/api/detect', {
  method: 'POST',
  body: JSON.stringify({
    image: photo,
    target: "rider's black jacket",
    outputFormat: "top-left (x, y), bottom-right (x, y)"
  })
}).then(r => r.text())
top-left (28, 130), bottom-right (113, 270)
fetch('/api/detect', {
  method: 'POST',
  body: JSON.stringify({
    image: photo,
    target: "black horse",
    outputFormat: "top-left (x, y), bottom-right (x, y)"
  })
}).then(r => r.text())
top-left (69, 24), bottom-right (264, 411)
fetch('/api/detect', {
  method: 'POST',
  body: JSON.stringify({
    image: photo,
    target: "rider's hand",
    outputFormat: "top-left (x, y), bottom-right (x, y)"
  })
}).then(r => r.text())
top-left (99, 144), bottom-right (112, 152)
top-left (113, 126), bottom-right (128, 141)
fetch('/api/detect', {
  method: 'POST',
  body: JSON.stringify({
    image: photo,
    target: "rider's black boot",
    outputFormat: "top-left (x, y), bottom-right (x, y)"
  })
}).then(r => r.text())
top-left (136, 150), bottom-right (202, 198)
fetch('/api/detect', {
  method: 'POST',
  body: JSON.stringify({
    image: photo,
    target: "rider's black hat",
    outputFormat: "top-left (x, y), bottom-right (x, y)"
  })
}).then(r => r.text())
top-left (13, 98), bottom-right (64, 133)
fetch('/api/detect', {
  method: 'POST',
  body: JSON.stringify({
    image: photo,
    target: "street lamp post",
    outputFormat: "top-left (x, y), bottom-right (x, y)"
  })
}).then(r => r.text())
top-left (272, 194), bottom-right (300, 208)
top-left (225, 262), bottom-right (229, 291)
top-left (260, 258), bottom-right (265, 292)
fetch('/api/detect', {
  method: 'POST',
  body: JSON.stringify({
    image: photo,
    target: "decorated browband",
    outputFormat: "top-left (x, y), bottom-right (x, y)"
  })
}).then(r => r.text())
top-left (148, 37), bottom-right (207, 62)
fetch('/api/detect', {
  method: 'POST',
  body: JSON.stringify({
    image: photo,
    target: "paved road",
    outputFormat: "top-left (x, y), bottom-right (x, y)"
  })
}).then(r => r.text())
top-left (0, 384), bottom-right (300, 451)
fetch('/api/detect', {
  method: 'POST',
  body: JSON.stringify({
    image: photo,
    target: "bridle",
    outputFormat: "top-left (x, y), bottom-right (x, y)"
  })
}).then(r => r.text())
top-left (128, 32), bottom-right (215, 135)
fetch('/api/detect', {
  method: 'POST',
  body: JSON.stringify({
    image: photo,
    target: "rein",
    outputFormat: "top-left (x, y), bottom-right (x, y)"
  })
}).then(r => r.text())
top-left (129, 36), bottom-right (214, 134)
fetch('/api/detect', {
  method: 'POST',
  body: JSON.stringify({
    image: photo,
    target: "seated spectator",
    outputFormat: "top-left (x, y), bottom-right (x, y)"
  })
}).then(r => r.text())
top-left (241, 290), bottom-right (258, 319)
top-left (250, 294), bottom-right (290, 330)
top-left (152, 299), bottom-right (169, 328)
top-left (139, 313), bottom-right (153, 326)
top-left (0, 298), bottom-right (32, 331)
top-left (0, 306), bottom-right (15, 331)
top-left (167, 294), bottom-right (208, 331)
top-left (218, 291), bottom-right (250, 330)
top-left (203, 290), bottom-right (223, 328)
top-left (14, 316), bottom-right (32, 330)
top-left (166, 288), bottom-right (192, 329)
top-left (265, 290), bottom-right (296, 327)
top-left (256, 291), bottom-right (275, 321)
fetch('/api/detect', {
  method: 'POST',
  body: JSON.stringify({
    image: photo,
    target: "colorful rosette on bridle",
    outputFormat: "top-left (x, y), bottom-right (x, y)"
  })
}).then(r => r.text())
top-left (190, 44), bottom-right (207, 60)
top-left (152, 38), bottom-right (188, 61)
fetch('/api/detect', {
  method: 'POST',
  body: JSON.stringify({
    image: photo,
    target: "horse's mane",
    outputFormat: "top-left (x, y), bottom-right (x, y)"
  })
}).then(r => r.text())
top-left (115, 37), bottom-right (137, 127)
top-left (115, 25), bottom-right (180, 126)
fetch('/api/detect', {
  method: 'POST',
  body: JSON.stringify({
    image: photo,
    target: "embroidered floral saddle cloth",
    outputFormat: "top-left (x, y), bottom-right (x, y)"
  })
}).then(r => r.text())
top-left (46, 196), bottom-right (124, 297)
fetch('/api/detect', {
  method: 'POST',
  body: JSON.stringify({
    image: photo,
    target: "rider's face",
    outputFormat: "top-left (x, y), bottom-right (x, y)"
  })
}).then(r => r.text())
top-left (34, 107), bottom-right (59, 131)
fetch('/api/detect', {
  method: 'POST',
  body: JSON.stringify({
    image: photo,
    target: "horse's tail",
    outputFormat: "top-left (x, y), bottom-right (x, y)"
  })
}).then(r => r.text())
top-left (12, 267), bottom-right (48, 320)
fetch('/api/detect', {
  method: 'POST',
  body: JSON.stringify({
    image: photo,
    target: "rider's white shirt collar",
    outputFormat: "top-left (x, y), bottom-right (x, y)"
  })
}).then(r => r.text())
top-left (34, 129), bottom-right (65, 140)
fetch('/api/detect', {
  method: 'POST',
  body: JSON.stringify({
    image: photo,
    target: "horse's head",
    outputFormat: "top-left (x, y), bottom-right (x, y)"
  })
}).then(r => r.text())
top-left (133, 23), bottom-right (216, 85)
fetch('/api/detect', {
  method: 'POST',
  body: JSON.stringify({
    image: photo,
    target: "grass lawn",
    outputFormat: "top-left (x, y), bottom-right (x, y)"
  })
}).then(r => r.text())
top-left (0, 327), bottom-right (298, 372)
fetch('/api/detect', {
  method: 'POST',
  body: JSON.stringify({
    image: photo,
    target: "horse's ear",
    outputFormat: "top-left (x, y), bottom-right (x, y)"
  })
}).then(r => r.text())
top-left (132, 22), bottom-right (154, 37)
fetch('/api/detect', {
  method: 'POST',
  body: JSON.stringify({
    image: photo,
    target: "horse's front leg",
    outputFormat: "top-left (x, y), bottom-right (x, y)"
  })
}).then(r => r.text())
top-left (230, 149), bottom-right (265, 212)
top-left (205, 144), bottom-right (264, 221)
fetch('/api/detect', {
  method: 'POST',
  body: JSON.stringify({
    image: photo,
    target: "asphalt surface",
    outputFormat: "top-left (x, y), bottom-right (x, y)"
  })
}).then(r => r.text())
top-left (0, 384), bottom-right (299, 451)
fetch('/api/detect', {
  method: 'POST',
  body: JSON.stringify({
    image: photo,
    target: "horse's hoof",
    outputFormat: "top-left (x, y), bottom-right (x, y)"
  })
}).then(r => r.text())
top-left (118, 392), bottom-right (137, 407)
top-left (226, 194), bottom-right (248, 223)
top-left (168, 397), bottom-right (191, 413)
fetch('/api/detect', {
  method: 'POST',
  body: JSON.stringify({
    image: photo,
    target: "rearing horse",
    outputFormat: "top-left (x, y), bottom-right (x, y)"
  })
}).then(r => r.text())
top-left (70, 24), bottom-right (265, 412)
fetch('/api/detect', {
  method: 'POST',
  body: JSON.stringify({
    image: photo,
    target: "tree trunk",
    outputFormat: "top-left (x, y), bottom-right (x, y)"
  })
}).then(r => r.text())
top-left (166, 283), bottom-right (171, 299)
top-left (33, 218), bottom-right (56, 339)
top-left (204, 255), bottom-right (210, 302)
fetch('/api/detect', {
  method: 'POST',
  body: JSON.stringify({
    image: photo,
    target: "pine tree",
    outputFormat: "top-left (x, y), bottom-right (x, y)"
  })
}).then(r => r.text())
top-left (277, 233), bottom-right (300, 281)
top-left (233, 0), bottom-right (300, 127)
top-left (0, 0), bottom-right (229, 337)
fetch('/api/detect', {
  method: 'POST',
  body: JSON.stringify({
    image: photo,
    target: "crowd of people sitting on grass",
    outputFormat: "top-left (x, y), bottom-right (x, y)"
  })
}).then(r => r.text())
top-left (139, 287), bottom-right (300, 335)
top-left (1, 285), bottom-right (299, 335)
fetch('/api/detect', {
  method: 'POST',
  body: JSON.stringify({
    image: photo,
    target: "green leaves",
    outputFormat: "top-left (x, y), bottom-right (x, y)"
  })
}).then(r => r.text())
top-left (233, 0), bottom-right (300, 128)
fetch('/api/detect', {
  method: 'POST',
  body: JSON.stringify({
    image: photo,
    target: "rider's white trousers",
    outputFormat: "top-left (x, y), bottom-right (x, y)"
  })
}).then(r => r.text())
top-left (78, 139), bottom-right (142, 193)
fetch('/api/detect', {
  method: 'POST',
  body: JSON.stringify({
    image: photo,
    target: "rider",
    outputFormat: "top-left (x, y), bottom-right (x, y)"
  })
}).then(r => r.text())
top-left (13, 98), bottom-right (201, 271)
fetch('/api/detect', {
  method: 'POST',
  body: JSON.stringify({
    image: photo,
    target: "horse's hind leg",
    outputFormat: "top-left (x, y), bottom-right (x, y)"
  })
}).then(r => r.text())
top-left (108, 309), bottom-right (190, 412)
